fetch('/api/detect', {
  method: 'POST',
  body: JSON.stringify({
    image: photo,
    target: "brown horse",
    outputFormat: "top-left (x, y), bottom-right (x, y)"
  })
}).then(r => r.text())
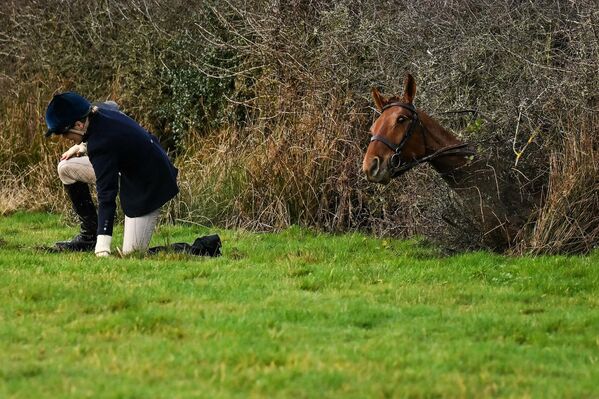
top-left (363, 74), bottom-right (532, 250)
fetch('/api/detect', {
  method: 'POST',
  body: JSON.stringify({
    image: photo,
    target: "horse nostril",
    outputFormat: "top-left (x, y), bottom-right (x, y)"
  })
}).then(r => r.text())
top-left (370, 157), bottom-right (380, 176)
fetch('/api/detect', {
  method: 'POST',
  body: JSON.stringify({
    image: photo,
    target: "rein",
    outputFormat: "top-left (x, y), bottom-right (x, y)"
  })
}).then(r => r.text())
top-left (370, 102), bottom-right (474, 177)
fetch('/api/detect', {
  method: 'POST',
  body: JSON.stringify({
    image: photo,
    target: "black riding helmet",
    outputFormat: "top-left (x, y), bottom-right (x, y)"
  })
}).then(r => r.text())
top-left (45, 92), bottom-right (91, 137)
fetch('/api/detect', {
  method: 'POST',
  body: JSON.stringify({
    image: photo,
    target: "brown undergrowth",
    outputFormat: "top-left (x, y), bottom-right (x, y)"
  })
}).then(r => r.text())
top-left (523, 117), bottom-right (598, 254)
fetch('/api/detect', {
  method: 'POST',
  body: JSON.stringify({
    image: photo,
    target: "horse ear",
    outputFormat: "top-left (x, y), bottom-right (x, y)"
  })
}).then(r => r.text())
top-left (403, 73), bottom-right (416, 104)
top-left (371, 87), bottom-right (386, 112)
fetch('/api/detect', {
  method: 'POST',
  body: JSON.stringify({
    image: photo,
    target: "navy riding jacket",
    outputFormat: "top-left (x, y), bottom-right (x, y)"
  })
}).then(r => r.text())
top-left (83, 108), bottom-right (178, 236)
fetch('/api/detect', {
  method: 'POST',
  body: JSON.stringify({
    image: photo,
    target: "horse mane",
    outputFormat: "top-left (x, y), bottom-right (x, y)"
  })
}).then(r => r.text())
top-left (384, 96), bottom-right (461, 145)
top-left (417, 108), bottom-right (463, 147)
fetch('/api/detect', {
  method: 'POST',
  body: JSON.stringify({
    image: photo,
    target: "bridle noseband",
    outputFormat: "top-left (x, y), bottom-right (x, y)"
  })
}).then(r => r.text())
top-left (370, 102), bottom-right (473, 177)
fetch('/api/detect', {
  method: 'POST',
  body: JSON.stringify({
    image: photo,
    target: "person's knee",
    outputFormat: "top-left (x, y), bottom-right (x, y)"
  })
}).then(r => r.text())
top-left (57, 158), bottom-right (95, 185)
top-left (57, 160), bottom-right (77, 184)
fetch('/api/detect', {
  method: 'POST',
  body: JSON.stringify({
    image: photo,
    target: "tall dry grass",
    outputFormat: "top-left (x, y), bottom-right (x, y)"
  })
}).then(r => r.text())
top-left (525, 117), bottom-right (598, 254)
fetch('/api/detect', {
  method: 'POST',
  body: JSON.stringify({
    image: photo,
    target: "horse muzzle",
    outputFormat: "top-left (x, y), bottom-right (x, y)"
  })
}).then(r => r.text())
top-left (363, 155), bottom-right (392, 184)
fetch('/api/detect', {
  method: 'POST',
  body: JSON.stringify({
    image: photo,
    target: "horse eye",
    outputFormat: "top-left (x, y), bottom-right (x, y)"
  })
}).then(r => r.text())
top-left (396, 116), bottom-right (407, 124)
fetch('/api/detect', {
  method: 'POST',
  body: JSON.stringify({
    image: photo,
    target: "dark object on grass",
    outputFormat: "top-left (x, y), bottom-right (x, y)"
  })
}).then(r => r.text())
top-left (36, 241), bottom-right (94, 253)
top-left (148, 235), bottom-right (222, 257)
top-left (54, 239), bottom-right (95, 252)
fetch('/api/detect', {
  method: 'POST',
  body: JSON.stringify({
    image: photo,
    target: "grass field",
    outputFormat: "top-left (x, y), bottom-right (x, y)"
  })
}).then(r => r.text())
top-left (0, 212), bottom-right (598, 398)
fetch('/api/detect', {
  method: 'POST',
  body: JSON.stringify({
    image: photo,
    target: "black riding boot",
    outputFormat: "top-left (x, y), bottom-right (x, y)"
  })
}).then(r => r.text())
top-left (55, 182), bottom-right (98, 252)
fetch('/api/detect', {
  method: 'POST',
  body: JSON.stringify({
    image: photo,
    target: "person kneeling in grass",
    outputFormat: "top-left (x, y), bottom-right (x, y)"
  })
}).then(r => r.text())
top-left (44, 92), bottom-right (179, 257)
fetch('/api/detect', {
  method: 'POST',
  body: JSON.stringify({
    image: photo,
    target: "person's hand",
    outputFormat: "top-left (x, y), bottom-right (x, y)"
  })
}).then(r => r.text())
top-left (61, 143), bottom-right (86, 160)
top-left (95, 235), bottom-right (112, 257)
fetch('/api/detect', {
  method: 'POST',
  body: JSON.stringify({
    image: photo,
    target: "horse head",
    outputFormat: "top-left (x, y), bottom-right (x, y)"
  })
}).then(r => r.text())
top-left (362, 74), bottom-right (424, 184)
top-left (362, 74), bottom-right (472, 184)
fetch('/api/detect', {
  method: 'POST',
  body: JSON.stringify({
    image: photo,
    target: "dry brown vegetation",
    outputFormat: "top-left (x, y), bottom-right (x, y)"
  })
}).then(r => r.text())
top-left (1, 0), bottom-right (597, 253)
top-left (524, 116), bottom-right (598, 254)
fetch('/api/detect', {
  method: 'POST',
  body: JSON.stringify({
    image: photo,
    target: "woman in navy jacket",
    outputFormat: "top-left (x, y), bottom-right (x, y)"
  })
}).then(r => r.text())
top-left (45, 92), bottom-right (178, 256)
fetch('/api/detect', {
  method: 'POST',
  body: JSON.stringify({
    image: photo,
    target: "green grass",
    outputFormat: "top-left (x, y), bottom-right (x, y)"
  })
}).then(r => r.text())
top-left (0, 212), bottom-right (598, 398)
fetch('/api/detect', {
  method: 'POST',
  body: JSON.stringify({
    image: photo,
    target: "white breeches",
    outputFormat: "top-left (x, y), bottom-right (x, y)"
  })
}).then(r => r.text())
top-left (57, 156), bottom-right (161, 254)
top-left (122, 209), bottom-right (161, 255)
top-left (57, 156), bottom-right (96, 185)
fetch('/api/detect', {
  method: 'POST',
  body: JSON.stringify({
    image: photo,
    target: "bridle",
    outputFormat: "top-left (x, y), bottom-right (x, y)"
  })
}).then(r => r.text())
top-left (370, 102), bottom-right (474, 177)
